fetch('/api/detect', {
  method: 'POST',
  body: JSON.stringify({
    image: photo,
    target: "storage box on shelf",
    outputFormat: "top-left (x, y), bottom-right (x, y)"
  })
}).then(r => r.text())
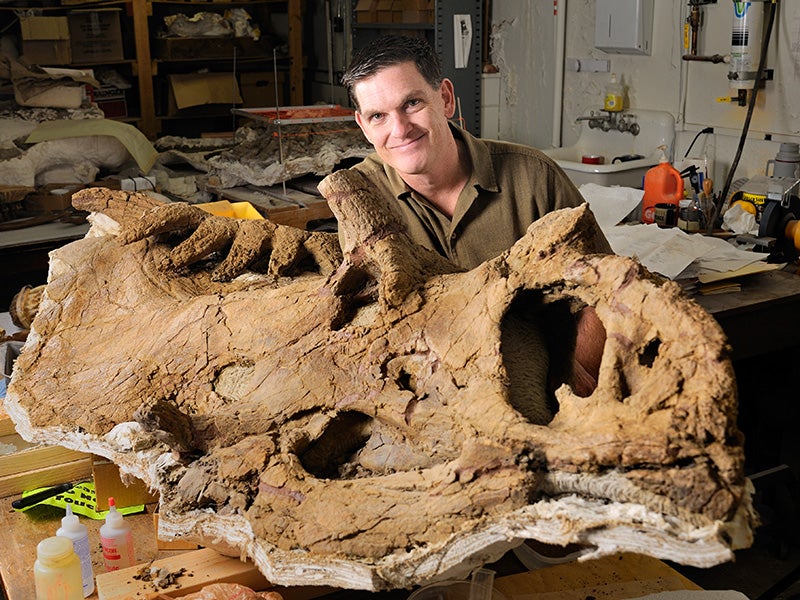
top-left (91, 85), bottom-right (128, 118)
top-left (19, 16), bottom-right (72, 64)
top-left (68, 8), bottom-right (124, 63)
top-left (149, 0), bottom-right (304, 137)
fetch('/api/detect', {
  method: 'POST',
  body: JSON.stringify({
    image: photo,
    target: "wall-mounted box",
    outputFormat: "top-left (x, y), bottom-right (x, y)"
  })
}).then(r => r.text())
top-left (595, 0), bottom-right (653, 55)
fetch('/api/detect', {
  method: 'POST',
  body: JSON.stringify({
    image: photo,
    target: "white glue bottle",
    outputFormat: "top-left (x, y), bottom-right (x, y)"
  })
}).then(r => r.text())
top-left (100, 497), bottom-right (136, 571)
top-left (34, 536), bottom-right (83, 600)
top-left (56, 503), bottom-right (94, 597)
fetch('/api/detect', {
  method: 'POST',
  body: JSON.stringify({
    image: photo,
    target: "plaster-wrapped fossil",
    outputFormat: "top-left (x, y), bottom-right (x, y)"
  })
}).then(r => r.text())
top-left (5, 169), bottom-right (755, 591)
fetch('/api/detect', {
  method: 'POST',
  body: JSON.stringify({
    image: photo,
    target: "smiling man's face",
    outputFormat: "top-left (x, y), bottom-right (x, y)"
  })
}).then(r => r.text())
top-left (353, 61), bottom-right (456, 179)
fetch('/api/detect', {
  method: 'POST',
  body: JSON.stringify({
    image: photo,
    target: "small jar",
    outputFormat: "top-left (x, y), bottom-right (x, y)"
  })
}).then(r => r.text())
top-left (34, 536), bottom-right (84, 600)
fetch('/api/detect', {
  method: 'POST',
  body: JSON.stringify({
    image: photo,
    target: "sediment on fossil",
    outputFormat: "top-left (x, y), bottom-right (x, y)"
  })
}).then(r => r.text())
top-left (4, 174), bottom-right (754, 591)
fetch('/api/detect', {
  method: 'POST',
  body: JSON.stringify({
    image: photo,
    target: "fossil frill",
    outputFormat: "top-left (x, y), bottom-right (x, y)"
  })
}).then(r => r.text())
top-left (5, 169), bottom-right (754, 591)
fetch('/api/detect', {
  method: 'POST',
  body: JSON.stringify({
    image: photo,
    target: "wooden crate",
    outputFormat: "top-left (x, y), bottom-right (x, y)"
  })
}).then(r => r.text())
top-left (0, 407), bottom-right (92, 498)
top-left (155, 36), bottom-right (272, 60)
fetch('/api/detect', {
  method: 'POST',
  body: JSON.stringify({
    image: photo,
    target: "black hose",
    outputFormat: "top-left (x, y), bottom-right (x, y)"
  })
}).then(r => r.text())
top-left (706, 0), bottom-right (778, 234)
top-left (683, 126), bottom-right (714, 159)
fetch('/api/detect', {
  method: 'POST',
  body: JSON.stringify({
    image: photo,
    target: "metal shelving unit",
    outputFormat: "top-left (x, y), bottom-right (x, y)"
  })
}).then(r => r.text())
top-left (350, 0), bottom-right (482, 135)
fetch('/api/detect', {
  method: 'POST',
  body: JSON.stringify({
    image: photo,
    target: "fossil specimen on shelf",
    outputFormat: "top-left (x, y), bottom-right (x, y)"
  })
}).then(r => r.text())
top-left (5, 170), bottom-right (754, 591)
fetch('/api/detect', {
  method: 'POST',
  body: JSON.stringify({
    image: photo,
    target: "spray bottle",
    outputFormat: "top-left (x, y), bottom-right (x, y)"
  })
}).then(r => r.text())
top-left (56, 503), bottom-right (94, 597)
top-left (100, 497), bottom-right (136, 571)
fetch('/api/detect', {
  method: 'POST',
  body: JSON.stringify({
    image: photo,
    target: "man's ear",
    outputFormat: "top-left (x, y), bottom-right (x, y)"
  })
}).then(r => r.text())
top-left (354, 111), bottom-right (372, 144)
top-left (440, 78), bottom-right (456, 119)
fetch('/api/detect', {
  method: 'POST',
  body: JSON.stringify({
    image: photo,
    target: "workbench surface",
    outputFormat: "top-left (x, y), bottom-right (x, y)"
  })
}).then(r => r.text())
top-left (0, 490), bottom-right (715, 600)
top-left (0, 500), bottom-right (178, 599)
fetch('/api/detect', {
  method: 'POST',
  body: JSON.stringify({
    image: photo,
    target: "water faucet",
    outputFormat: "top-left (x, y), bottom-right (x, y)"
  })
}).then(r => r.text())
top-left (575, 111), bottom-right (639, 136)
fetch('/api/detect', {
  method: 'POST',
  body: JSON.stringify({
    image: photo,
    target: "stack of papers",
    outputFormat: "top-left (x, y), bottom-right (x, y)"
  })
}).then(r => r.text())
top-left (580, 184), bottom-right (780, 287)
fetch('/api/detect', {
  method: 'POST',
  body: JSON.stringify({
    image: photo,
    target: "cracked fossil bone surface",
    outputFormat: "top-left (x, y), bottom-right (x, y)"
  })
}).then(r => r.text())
top-left (5, 169), bottom-right (755, 591)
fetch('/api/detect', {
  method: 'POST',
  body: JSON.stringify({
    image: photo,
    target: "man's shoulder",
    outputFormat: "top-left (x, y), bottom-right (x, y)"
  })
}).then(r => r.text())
top-left (459, 128), bottom-right (559, 169)
top-left (481, 136), bottom-right (556, 164)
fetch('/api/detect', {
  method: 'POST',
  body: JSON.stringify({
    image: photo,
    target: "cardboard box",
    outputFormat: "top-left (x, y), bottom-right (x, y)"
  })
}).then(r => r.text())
top-left (354, 0), bottom-right (378, 23)
top-left (376, 0), bottom-right (394, 22)
top-left (68, 9), bottom-right (124, 63)
top-left (19, 16), bottom-right (71, 64)
top-left (155, 36), bottom-right (271, 61)
top-left (23, 183), bottom-right (83, 213)
top-left (92, 456), bottom-right (157, 511)
top-left (168, 72), bottom-right (242, 114)
top-left (401, 9), bottom-right (433, 23)
top-left (239, 71), bottom-right (284, 108)
top-left (92, 84), bottom-right (127, 118)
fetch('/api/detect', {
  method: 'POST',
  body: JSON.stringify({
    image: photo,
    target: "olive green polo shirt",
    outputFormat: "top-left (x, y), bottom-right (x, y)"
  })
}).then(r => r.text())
top-left (350, 124), bottom-right (585, 269)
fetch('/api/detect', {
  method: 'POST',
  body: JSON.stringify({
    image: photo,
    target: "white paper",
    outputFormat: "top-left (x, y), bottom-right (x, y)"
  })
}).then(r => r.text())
top-left (453, 15), bottom-right (472, 69)
top-left (603, 224), bottom-right (766, 280)
top-left (580, 183), bottom-right (644, 229)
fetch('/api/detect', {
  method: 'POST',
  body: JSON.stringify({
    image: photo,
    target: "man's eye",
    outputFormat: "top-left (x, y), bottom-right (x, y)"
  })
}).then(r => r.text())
top-left (370, 113), bottom-right (385, 123)
top-left (407, 99), bottom-right (421, 108)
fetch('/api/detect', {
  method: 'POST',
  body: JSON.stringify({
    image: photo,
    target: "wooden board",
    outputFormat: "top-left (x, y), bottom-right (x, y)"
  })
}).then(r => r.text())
top-left (0, 456), bottom-right (92, 498)
top-left (0, 432), bottom-right (89, 477)
top-left (494, 552), bottom-right (702, 600)
top-left (95, 548), bottom-right (268, 599)
top-left (95, 547), bottom-right (333, 600)
top-left (0, 501), bottom-right (176, 600)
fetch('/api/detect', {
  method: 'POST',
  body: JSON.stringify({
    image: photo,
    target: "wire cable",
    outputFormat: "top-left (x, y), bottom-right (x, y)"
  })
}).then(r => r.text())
top-left (683, 127), bottom-right (714, 159)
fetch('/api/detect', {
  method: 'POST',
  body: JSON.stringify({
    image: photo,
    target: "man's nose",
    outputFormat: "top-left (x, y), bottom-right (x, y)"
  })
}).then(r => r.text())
top-left (390, 113), bottom-right (413, 138)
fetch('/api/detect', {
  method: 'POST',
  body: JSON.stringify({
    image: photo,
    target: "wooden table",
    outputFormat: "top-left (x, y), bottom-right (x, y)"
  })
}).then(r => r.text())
top-left (0, 499), bottom-right (705, 600)
top-left (0, 500), bottom-right (178, 599)
top-left (695, 265), bottom-right (800, 361)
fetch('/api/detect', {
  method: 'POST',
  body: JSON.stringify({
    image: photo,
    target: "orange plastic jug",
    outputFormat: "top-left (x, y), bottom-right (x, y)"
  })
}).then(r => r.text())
top-left (641, 156), bottom-right (683, 224)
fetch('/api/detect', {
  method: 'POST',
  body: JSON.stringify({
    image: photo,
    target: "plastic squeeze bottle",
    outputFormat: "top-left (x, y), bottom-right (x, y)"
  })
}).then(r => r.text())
top-left (56, 503), bottom-right (94, 597)
top-left (603, 73), bottom-right (624, 112)
top-left (641, 146), bottom-right (684, 224)
top-left (100, 497), bottom-right (136, 571)
top-left (34, 535), bottom-right (83, 600)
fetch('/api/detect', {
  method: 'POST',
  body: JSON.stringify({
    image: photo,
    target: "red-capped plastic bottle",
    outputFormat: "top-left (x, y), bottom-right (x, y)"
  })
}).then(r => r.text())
top-left (100, 497), bottom-right (135, 571)
top-left (641, 147), bottom-right (684, 224)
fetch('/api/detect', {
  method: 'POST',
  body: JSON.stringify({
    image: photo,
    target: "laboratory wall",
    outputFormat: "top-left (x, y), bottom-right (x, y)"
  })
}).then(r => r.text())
top-left (491, 0), bottom-right (800, 187)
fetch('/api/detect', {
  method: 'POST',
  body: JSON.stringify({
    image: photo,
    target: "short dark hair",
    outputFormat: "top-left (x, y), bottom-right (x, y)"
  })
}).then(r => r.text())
top-left (341, 35), bottom-right (443, 111)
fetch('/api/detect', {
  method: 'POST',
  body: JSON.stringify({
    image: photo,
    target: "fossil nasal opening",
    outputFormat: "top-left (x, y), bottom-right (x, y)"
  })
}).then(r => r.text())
top-left (299, 411), bottom-right (373, 479)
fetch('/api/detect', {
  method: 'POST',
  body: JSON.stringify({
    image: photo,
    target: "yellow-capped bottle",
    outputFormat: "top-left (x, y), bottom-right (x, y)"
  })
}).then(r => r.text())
top-left (604, 73), bottom-right (624, 112)
top-left (34, 536), bottom-right (84, 600)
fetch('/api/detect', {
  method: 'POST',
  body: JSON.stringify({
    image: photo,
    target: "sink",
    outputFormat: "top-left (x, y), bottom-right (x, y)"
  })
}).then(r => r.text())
top-left (542, 109), bottom-right (676, 188)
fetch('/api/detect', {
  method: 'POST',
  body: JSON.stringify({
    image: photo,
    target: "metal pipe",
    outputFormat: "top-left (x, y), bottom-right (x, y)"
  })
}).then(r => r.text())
top-left (551, 0), bottom-right (566, 148)
top-left (681, 54), bottom-right (729, 63)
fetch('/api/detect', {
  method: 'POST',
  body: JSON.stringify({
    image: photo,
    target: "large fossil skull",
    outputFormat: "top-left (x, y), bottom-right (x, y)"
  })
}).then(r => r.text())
top-left (5, 169), bottom-right (754, 591)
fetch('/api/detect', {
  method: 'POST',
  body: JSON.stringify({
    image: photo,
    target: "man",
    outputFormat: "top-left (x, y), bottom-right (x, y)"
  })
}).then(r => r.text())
top-left (341, 34), bottom-right (605, 398)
